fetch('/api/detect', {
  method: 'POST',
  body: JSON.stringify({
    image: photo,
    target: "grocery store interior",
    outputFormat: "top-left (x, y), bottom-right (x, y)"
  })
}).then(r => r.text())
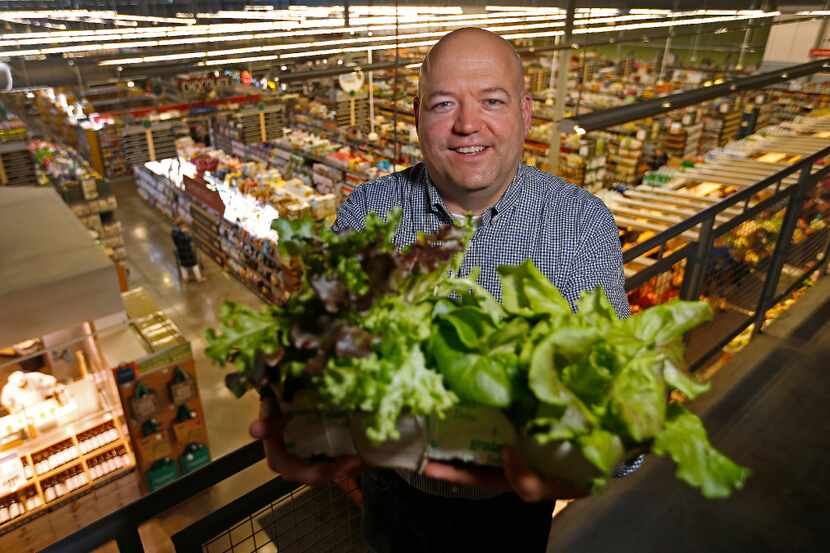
top-left (1, 1), bottom-right (830, 552)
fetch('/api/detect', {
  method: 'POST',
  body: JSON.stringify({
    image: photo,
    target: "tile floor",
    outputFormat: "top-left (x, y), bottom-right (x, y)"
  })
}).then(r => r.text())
top-left (112, 175), bottom-right (263, 459)
top-left (94, 176), bottom-right (276, 553)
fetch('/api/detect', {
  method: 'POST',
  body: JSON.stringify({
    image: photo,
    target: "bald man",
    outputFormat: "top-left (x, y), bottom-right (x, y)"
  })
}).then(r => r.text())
top-left (251, 28), bottom-right (636, 552)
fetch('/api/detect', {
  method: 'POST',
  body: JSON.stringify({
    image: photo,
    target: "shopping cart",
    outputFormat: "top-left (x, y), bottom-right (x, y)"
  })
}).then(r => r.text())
top-left (173, 248), bottom-right (204, 283)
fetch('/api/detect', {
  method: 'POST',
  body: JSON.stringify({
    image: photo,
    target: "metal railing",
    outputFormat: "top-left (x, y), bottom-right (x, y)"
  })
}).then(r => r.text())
top-left (623, 144), bottom-right (830, 369)
top-left (42, 147), bottom-right (830, 553)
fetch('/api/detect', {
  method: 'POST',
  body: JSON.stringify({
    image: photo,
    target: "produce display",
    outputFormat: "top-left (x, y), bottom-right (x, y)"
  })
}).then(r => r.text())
top-left (177, 138), bottom-right (337, 221)
top-left (206, 213), bottom-right (749, 498)
top-left (724, 213), bottom-right (783, 267)
top-left (29, 139), bottom-right (126, 263)
top-left (0, 114), bottom-right (36, 187)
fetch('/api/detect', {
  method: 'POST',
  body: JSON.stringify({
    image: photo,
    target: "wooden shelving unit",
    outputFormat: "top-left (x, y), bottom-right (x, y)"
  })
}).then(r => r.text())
top-left (0, 141), bottom-right (37, 187)
top-left (0, 414), bottom-right (135, 532)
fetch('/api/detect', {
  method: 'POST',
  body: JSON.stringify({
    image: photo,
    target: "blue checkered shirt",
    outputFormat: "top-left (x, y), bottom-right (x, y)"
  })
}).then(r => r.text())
top-left (334, 162), bottom-right (642, 498)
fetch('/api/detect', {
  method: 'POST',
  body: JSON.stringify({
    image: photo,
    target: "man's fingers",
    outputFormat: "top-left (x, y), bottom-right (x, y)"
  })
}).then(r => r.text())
top-left (502, 447), bottom-right (589, 502)
top-left (502, 447), bottom-right (549, 502)
top-left (249, 419), bottom-right (268, 440)
top-left (332, 455), bottom-right (363, 478)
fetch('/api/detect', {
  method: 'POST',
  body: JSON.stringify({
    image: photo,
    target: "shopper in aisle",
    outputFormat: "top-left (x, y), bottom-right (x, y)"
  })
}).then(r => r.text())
top-left (251, 28), bottom-right (636, 552)
top-left (171, 219), bottom-right (204, 283)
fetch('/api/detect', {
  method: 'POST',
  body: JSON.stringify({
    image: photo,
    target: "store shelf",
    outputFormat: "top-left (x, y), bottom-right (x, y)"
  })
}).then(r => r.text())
top-left (80, 438), bottom-right (126, 461)
top-left (34, 460), bottom-right (83, 482)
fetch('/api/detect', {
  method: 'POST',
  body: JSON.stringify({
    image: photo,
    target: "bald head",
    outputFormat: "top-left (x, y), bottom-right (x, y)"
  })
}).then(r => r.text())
top-left (418, 28), bottom-right (524, 100)
top-left (412, 26), bottom-right (532, 216)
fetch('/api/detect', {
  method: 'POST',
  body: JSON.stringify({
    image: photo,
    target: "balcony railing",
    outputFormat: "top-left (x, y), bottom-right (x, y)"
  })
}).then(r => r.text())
top-left (43, 144), bottom-right (830, 553)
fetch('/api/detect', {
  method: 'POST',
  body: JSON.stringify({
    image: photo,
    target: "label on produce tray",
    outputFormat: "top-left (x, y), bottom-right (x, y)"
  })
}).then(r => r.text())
top-left (284, 406), bottom-right (516, 471)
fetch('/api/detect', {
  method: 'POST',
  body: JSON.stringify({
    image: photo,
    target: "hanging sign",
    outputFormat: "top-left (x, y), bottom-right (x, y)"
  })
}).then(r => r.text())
top-left (338, 68), bottom-right (365, 93)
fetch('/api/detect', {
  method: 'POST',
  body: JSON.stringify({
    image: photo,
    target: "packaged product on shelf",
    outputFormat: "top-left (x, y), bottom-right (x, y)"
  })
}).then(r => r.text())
top-left (29, 140), bottom-right (127, 263)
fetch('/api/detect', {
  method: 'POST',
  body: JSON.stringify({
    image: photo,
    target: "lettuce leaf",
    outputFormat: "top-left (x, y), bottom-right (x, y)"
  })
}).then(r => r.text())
top-left (429, 319), bottom-right (515, 407)
top-left (579, 429), bottom-right (625, 475)
top-left (653, 405), bottom-right (750, 499)
top-left (322, 343), bottom-right (456, 443)
top-left (498, 260), bottom-right (571, 317)
top-left (607, 351), bottom-right (667, 442)
top-left (614, 300), bottom-right (714, 346)
top-left (663, 362), bottom-right (711, 400)
top-left (526, 401), bottom-right (592, 443)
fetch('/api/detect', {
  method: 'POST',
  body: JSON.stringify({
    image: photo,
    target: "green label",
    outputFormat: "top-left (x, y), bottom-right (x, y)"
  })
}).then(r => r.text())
top-left (137, 342), bottom-right (193, 374)
top-left (147, 460), bottom-right (179, 492)
top-left (180, 447), bottom-right (211, 474)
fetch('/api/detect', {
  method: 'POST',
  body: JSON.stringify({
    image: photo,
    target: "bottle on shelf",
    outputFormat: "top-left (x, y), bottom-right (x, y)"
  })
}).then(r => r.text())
top-left (54, 475), bottom-right (66, 498)
top-left (118, 446), bottom-right (131, 468)
top-left (44, 478), bottom-right (56, 502)
top-left (79, 422), bottom-right (119, 454)
top-left (8, 496), bottom-right (21, 519)
top-left (24, 489), bottom-right (41, 511)
top-left (90, 456), bottom-right (101, 480)
top-left (66, 468), bottom-right (77, 492)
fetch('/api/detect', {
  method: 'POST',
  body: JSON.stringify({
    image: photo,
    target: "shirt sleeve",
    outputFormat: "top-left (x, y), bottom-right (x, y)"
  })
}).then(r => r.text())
top-left (568, 197), bottom-right (631, 320)
top-left (331, 184), bottom-right (369, 234)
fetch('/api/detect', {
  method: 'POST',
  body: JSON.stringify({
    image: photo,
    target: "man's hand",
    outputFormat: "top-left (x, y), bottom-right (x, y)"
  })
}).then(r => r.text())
top-left (250, 396), bottom-right (363, 485)
top-left (423, 447), bottom-right (589, 503)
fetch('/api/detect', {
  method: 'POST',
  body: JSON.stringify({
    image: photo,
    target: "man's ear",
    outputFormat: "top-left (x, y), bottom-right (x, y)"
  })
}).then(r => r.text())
top-left (413, 96), bottom-right (421, 133)
top-left (520, 93), bottom-right (532, 137)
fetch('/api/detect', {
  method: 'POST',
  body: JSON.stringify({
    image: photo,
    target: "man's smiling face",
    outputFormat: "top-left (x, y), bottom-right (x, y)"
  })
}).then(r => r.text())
top-left (415, 29), bottom-right (532, 210)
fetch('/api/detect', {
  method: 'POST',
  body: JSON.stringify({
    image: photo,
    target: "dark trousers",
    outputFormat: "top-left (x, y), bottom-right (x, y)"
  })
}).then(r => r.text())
top-left (361, 469), bottom-right (554, 553)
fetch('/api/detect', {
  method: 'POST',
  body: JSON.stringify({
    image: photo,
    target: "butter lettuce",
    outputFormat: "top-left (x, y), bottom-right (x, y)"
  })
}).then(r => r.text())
top-left (207, 215), bottom-right (748, 498)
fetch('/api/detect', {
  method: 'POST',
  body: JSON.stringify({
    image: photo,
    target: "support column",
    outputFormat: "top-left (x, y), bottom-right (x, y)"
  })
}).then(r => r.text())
top-left (368, 49), bottom-right (376, 138)
top-left (546, 0), bottom-right (575, 176)
top-left (658, 12), bottom-right (676, 83)
top-left (736, 2), bottom-right (756, 71)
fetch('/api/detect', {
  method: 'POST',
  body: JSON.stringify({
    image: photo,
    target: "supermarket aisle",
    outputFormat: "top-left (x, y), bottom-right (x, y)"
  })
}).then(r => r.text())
top-left (110, 176), bottom-right (262, 459)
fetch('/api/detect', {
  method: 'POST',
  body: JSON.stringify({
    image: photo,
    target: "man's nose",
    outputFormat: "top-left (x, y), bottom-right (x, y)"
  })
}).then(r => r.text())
top-left (452, 102), bottom-right (482, 135)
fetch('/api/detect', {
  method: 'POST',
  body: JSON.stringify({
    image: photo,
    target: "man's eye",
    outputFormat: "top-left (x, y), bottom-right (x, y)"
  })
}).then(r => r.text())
top-left (485, 98), bottom-right (505, 107)
top-left (431, 101), bottom-right (453, 110)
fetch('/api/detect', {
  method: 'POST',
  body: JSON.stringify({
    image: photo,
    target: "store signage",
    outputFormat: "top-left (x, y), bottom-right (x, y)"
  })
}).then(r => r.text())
top-left (0, 453), bottom-right (25, 496)
top-left (184, 174), bottom-right (225, 214)
top-left (177, 74), bottom-right (234, 95)
top-left (339, 69), bottom-right (365, 93)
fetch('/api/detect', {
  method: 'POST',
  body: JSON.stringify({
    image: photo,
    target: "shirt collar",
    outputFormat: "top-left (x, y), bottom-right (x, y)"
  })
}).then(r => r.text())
top-left (422, 165), bottom-right (453, 221)
top-left (490, 163), bottom-right (525, 218)
top-left (422, 163), bottom-right (525, 223)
